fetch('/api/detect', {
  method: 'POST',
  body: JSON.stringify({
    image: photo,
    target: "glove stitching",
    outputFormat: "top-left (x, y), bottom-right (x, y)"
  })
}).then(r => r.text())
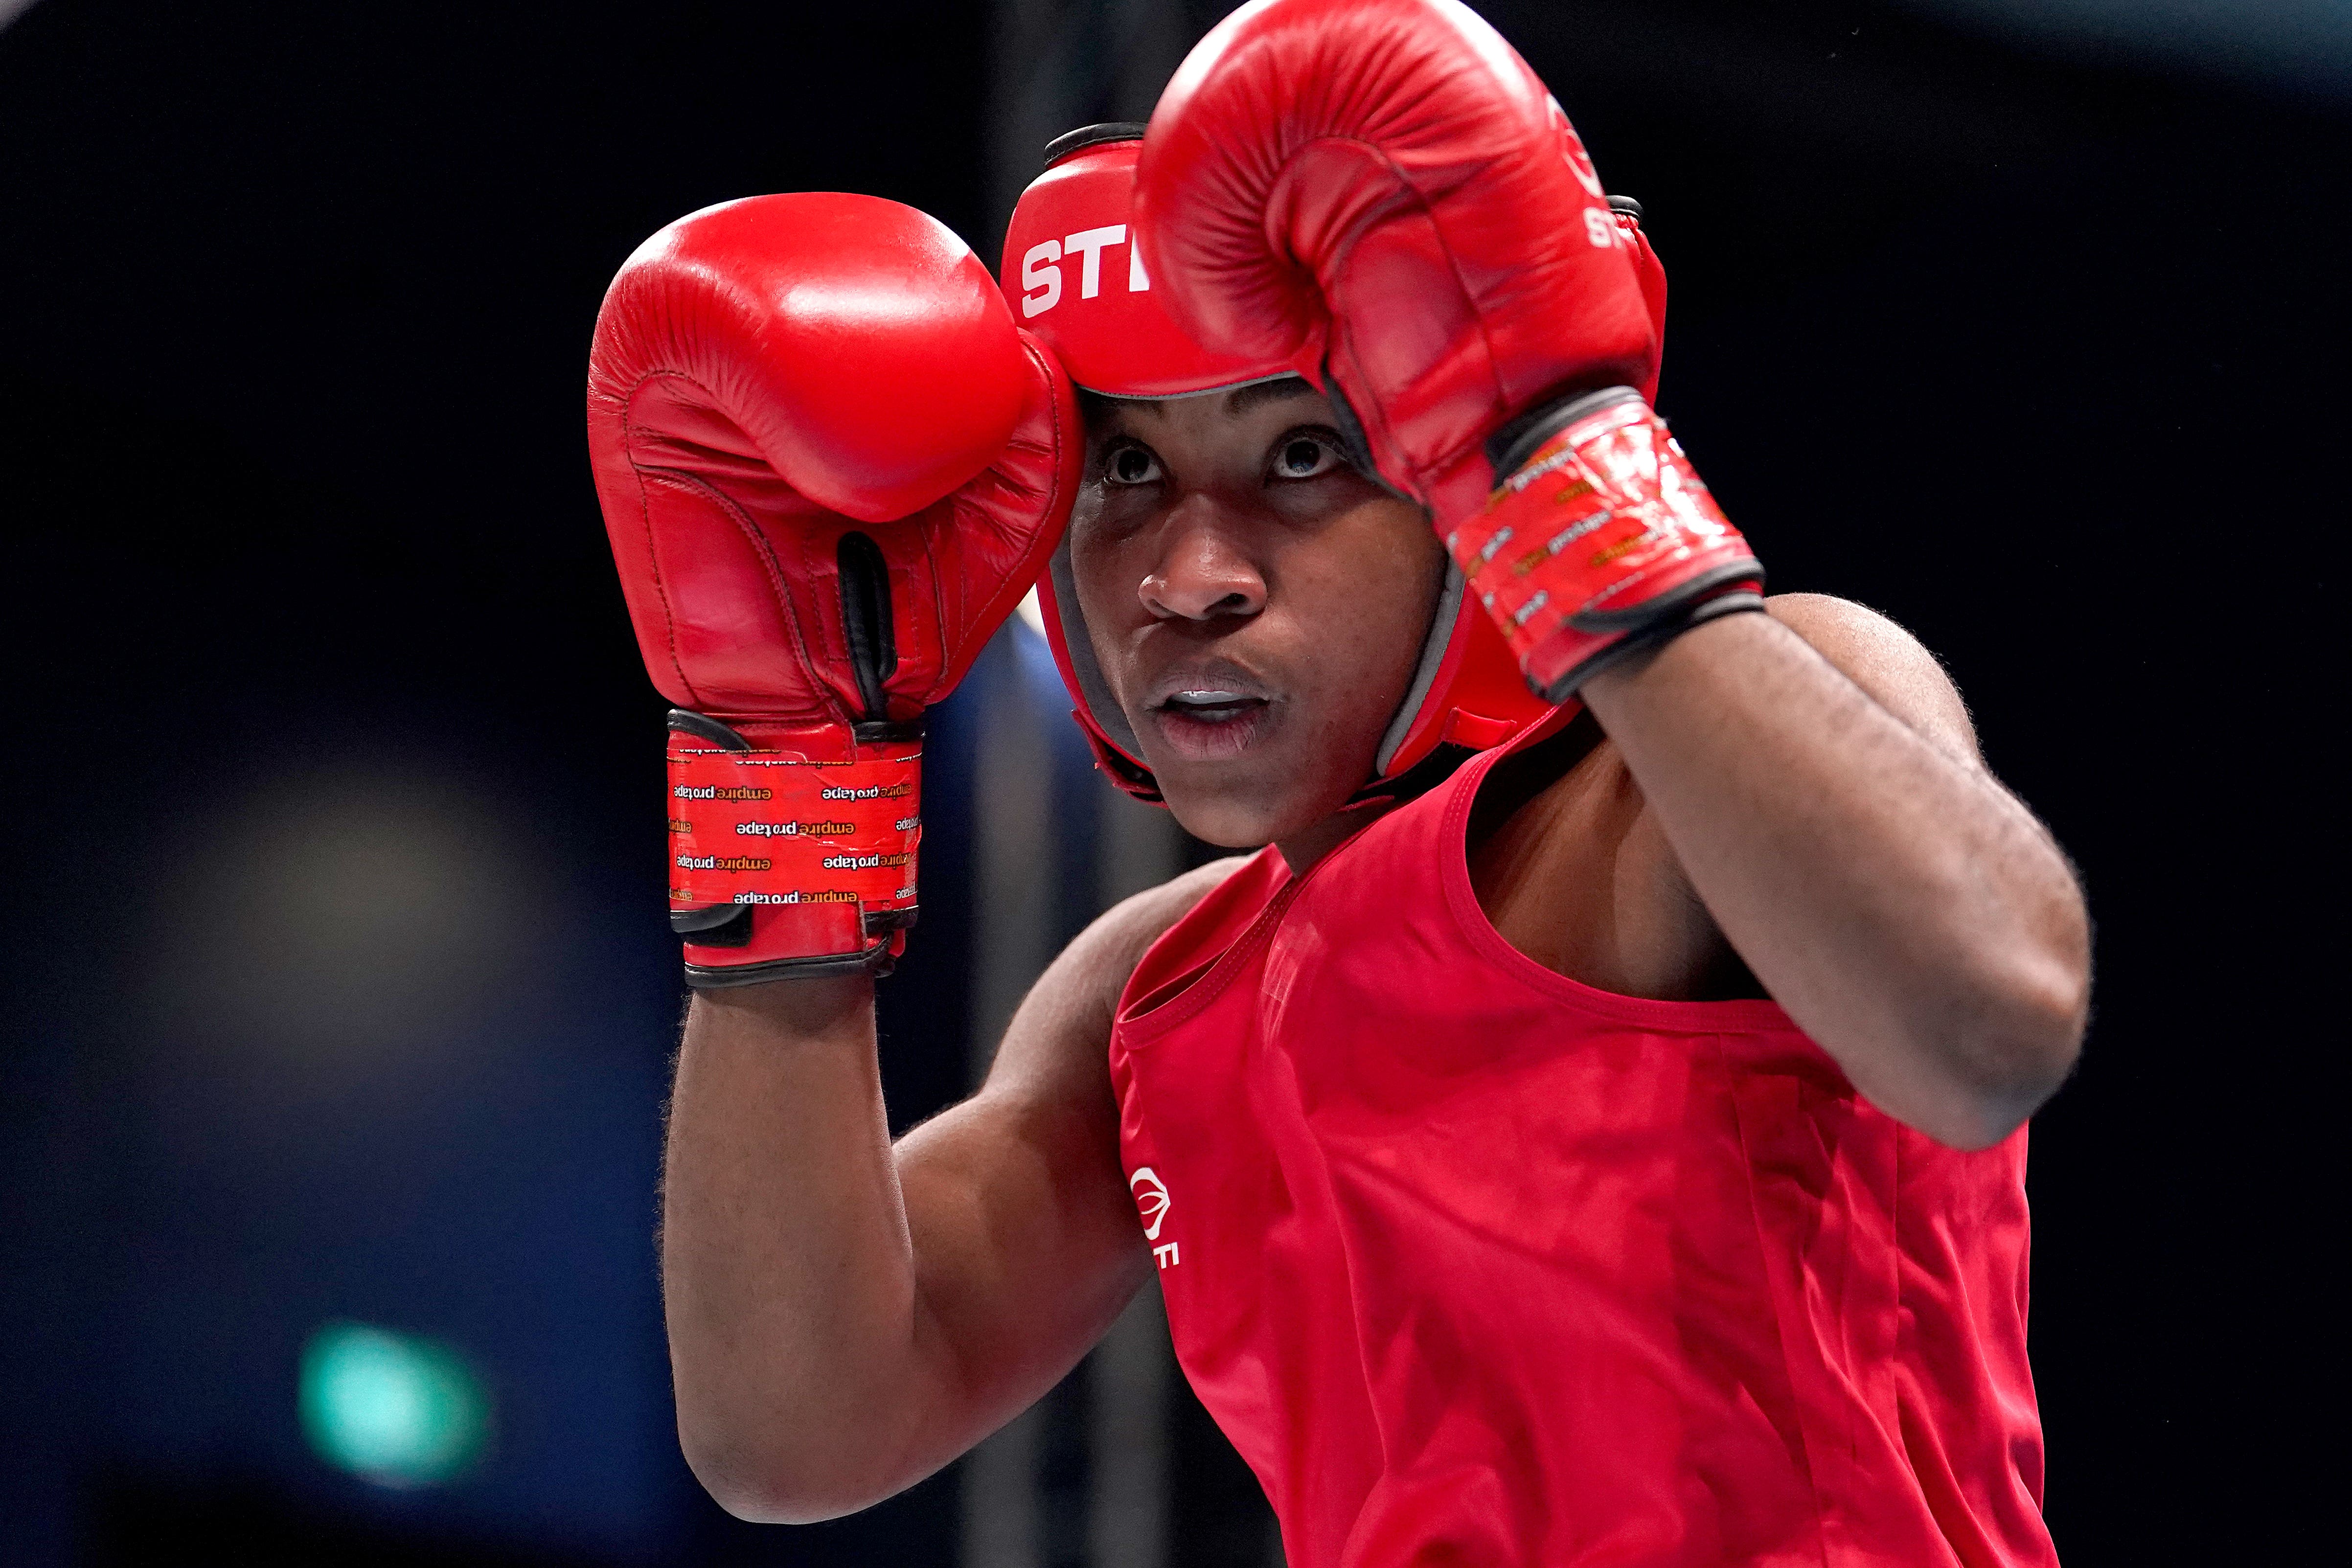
top-left (617, 366), bottom-right (861, 734)
top-left (657, 462), bottom-right (854, 734)
top-left (1279, 134), bottom-right (1510, 496)
top-left (615, 374), bottom-right (697, 707)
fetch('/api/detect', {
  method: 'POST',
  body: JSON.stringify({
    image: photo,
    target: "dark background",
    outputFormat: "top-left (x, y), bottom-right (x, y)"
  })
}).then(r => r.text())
top-left (0, 0), bottom-right (2338, 1562)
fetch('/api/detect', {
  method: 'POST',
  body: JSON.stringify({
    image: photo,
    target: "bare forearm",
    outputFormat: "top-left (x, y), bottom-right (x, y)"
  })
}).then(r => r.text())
top-left (661, 976), bottom-right (926, 1519)
top-left (655, 867), bottom-right (1230, 1517)
top-left (1582, 611), bottom-right (2088, 1146)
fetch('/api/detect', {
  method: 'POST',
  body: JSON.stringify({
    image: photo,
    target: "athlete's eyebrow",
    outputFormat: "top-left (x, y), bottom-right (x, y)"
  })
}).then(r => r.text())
top-left (1222, 376), bottom-right (1317, 418)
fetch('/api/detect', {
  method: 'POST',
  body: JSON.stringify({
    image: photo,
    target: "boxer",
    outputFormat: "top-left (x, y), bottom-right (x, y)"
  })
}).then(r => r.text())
top-left (602, 3), bottom-right (2088, 1560)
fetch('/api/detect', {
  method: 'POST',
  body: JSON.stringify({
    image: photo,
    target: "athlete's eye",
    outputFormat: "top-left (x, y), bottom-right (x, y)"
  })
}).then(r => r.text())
top-left (1269, 432), bottom-right (1342, 481)
top-left (1104, 445), bottom-right (1164, 486)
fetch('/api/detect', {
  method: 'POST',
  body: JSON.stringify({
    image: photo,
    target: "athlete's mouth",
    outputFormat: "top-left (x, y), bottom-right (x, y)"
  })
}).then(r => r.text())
top-left (1142, 665), bottom-right (1278, 763)
top-left (1157, 689), bottom-right (1268, 724)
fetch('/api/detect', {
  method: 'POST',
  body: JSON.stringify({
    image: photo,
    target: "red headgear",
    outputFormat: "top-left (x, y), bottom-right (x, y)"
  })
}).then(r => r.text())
top-left (1001, 123), bottom-right (1668, 803)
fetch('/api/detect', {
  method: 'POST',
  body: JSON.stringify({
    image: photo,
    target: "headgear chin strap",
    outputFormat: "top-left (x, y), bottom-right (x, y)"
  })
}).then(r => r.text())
top-left (1002, 123), bottom-right (1667, 805)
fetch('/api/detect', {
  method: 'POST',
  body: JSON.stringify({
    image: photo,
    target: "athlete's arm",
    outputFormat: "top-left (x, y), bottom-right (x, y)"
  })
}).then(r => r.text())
top-left (661, 859), bottom-right (1240, 1523)
top-left (1575, 593), bottom-right (2089, 1149)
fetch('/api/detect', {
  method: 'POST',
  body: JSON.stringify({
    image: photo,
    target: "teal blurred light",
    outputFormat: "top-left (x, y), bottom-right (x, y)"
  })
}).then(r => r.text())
top-left (300, 1321), bottom-right (489, 1487)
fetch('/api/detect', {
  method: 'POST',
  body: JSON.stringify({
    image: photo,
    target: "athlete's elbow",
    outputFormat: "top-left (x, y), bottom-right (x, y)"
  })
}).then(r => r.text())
top-left (678, 1417), bottom-right (895, 1524)
top-left (1917, 950), bottom-right (2088, 1150)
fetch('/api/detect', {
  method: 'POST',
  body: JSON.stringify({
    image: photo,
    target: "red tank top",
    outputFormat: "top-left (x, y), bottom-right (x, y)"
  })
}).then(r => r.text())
top-left (1109, 747), bottom-right (2054, 1568)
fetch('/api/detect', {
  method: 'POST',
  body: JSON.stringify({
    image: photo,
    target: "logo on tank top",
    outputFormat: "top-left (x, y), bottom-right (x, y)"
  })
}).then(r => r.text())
top-left (1130, 1166), bottom-right (1179, 1270)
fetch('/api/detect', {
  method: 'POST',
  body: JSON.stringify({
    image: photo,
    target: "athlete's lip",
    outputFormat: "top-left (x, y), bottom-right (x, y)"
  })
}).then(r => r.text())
top-left (1140, 659), bottom-right (1279, 764)
top-left (1143, 659), bottom-right (1274, 711)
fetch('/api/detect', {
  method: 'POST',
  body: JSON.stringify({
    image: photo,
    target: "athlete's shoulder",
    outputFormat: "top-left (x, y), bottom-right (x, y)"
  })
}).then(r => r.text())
top-left (1765, 592), bottom-right (1978, 757)
top-left (1077, 856), bottom-right (1260, 996)
top-left (981, 856), bottom-right (1256, 1099)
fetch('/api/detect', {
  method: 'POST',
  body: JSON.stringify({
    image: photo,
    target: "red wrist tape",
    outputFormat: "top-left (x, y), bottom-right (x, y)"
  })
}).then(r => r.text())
top-left (1448, 391), bottom-right (1761, 700)
top-left (666, 726), bottom-right (922, 980)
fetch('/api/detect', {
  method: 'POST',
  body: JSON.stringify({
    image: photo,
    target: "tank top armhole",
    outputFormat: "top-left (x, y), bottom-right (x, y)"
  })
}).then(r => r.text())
top-left (1436, 748), bottom-right (1804, 1036)
top-left (1115, 846), bottom-right (1294, 1043)
top-left (1123, 954), bottom-right (1220, 1023)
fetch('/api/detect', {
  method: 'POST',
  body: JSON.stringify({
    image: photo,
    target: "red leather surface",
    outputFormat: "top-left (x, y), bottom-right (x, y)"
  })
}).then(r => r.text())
top-left (1110, 753), bottom-right (2055, 1566)
top-left (587, 191), bottom-right (1081, 732)
top-left (587, 192), bottom-right (1082, 966)
top-left (1003, 135), bottom-right (1277, 398)
top-left (1136, 0), bottom-right (1659, 525)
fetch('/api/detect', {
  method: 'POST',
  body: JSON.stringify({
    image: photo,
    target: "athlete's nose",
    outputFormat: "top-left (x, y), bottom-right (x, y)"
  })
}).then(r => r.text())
top-left (1139, 495), bottom-right (1266, 623)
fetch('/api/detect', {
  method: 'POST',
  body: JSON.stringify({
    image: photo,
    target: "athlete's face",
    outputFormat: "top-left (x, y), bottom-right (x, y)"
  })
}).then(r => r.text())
top-left (1067, 379), bottom-right (1446, 849)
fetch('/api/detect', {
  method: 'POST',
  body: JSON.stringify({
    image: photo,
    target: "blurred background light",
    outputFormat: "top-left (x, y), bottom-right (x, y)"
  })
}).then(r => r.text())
top-left (300, 1321), bottom-right (490, 1489)
top-left (1891, 0), bottom-right (2352, 101)
top-left (158, 765), bottom-right (532, 1086)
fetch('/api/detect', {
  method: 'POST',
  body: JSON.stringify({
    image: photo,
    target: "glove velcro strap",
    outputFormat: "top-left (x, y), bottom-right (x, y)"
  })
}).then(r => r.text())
top-left (1449, 388), bottom-right (1763, 701)
top-left (666, 723), bottom-right (921, 985)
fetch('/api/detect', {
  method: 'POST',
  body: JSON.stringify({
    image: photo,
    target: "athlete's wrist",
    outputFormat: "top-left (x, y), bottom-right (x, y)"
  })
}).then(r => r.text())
top-left (1574, 598), bottom-right (1775, 712)
top-left (668, 709), bottom-right (924, 987)
top-left (689, 970), bottom-right (876, 1038)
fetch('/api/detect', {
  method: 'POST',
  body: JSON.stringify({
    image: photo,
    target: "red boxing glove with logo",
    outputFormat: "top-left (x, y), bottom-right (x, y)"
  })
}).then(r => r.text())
top-left (588, 193), bottom-right (1081, 986)
top-left (1137, 0), bottom-right (1761, 698)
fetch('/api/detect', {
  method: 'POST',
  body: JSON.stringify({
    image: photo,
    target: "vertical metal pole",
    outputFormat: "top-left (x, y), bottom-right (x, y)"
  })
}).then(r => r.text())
top-left (968, 641), bottom-right (1062, 1086)
top-left (1084, 792), bottom-right (1185, 1568)
top-left (962, 629), bottom-right (1061, 1568)
top-left (979, 6), bottom-right (1240, 1563)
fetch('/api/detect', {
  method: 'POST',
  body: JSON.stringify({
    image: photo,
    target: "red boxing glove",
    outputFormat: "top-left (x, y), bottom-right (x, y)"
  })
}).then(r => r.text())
top-left (588, 193), bottom-right (1081, 986)
top-left (1137, 0), bottom-right (1761, 698)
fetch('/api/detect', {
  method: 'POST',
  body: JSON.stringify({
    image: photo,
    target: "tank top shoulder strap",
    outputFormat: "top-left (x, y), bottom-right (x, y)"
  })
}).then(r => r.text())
top-left (1118, 845), bottom-right (1291, 1024)
top-left (1303, 741), bottom-right (1510, 916)
top-left (1365, 699), bottom-right (1588, 883)
top-left (1353, 692), bottom-right (1592, 875)
top-left (1116, 706), bottom-right (1586, 1032)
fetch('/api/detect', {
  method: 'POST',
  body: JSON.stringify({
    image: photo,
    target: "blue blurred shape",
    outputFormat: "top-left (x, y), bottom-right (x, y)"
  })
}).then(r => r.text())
top-left (300, 1321), bottom-right (490, 1488)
